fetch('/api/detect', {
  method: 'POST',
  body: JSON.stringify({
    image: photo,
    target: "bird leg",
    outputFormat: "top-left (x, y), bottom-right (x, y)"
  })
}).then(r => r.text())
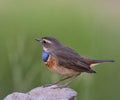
top-left (53, 75), bottom-right (79, 89)
top-left (62, 75), bottom-right (78, 87)
top-left (42, 76), bottom-right (73, 87)
top-left (53, 76), bottom-right (73, 84)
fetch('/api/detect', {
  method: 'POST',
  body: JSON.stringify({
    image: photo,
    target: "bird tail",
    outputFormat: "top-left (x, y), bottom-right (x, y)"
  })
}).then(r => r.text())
top-left (92, 59), bottom-right (115, 63)
top-left (90, 59), bottom-right (115, 67)
top-left (89, 69), bottom-right (96, 73)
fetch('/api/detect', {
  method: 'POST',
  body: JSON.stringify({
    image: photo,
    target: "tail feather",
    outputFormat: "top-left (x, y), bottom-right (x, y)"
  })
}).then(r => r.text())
top-left (90, 59), bottom-right (115, 67)
top-left (90, 69), bottom-right (96, 73)
top-left (88, 59), bottom-right (115, 73)
top-left (92, 59), bottom-right (115, 63)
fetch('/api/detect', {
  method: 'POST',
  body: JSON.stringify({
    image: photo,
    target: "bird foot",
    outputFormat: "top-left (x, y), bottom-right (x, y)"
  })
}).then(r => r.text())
top-left (42, 83), bottom-right (57, 87)
top-left (52, 84), bottom-right (69, 89)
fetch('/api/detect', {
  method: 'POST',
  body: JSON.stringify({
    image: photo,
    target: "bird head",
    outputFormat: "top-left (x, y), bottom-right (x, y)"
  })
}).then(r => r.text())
top-left (35, 36), bottom-right (63, 52)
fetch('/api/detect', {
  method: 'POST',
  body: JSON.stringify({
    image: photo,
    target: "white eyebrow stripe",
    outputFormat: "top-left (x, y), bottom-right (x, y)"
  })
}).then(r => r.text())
top-left (43, 39), bottom-right (52, 44)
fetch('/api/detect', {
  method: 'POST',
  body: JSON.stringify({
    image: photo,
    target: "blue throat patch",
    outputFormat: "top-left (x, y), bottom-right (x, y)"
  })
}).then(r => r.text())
top-left (42, 52), bottom-right (49, 62)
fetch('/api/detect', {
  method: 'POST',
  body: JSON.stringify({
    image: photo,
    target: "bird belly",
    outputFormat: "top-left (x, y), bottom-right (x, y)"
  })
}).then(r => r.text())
top-left (44, 55), bottom-right (80, 76)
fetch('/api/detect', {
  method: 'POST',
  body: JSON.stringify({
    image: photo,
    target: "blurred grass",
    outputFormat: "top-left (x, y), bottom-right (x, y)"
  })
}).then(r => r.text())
top-left (0, 0), bottom-right (120, 100)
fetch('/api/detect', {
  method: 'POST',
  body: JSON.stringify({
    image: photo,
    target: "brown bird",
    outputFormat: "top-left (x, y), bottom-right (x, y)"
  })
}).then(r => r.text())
top-left (36, 36), bottom-right (115, 87)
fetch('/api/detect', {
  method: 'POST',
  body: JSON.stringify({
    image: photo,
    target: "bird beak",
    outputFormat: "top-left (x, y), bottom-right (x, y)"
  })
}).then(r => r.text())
top-left (35, 38), bottom-right (42, 42)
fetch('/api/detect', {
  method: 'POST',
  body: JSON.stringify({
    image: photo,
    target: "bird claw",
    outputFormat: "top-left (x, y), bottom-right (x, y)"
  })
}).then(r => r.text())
top-left (42, 83), bottom-right (69, 89)
top-left (42, 83), bottom-right (57, 87)
top-left (52, 84), bottom-right (69, 89)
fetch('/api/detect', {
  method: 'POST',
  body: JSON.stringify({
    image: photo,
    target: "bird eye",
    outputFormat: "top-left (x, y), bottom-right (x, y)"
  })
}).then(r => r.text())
top-left (43, 40), bottom-right (47, 44)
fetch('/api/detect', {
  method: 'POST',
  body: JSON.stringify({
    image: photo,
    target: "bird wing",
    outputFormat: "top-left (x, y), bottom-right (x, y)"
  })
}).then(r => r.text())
top-left (53, 47), bottom-right (95, 73)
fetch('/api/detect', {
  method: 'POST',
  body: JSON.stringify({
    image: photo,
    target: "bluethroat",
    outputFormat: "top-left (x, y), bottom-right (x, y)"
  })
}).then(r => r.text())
top-left (35, 36), bottom-right (114, 87)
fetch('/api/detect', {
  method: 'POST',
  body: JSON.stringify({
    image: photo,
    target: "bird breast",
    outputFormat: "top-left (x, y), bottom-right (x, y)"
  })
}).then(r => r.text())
top-left (44, 54), bottom-right (80, 76)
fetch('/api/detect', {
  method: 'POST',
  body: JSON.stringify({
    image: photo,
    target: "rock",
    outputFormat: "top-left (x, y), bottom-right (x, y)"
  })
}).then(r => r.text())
top-left (4, 85), bottom-right (77, 100)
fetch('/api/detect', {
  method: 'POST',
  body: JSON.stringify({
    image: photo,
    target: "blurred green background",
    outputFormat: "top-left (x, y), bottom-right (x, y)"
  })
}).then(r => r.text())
top-left (0, 0), bottom-right (120, 100)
